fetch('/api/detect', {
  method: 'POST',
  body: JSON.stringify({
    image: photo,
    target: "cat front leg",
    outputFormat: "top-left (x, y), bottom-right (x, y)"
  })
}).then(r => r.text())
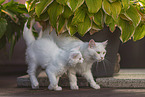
top-left (82, 70), bottom-right (100, 89)
top-left (45, 69), bottom-right (62, 91)
top-left (27, 63), bottom-right (39, 89)
top-left (68, 70), bottom-right (79, 90)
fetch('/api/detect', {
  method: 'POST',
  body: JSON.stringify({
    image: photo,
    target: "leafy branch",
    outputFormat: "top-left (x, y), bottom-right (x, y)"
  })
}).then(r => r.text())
top-left (26, 0), bottom-right (145, 42)
top-left (0, 0), bottom-right (27, 56)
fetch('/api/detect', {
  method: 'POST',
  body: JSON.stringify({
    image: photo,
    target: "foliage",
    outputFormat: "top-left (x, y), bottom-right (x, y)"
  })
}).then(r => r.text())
top-left (0, 0), bottom-right (27, 56)
top-left (25, 0), bottom-right (145, 42)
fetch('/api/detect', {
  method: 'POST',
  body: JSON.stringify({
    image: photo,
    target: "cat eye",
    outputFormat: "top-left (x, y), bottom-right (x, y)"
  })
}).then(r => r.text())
top-left (97, 52), bottom-right (100, 54)
top-left (103, 52), bottom-right (106, 54)
top-left (79, 58), bottom-right (81, 60)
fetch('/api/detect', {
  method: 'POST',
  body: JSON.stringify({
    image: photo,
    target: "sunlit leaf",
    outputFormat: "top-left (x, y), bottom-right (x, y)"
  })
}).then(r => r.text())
top-left (133, 23), bottom-right (145, 41)
top-left (67, 0), bottom-right (84, 12)
top-left (93, 10), bottom-right (103, 26)
top-left (47, 1), bottom-right (64, 28)
top-left (72, 7), bottom-right (86, 25)
top-left (57, 15), bottom-right (67, 34)
top-left (77, 15), bottom-right (91, 36)
top-left (66, 16), bottom-right (77, 36)
top-left (56, 0), bottom-right (68, 5)
top-left (122, 0), bottom-right (130, 10)
top-left (124, 5), bottom-right (141, 27)
top-left (110, 1), bottom-right (121, 20)
top-left (35, 0), bottom-right (53, 17)
top-left (85, 0), bottom-right (102, 13)
top-left (62, 6), bottom-right (73, 18)
top-left (102, 0), bottom-right (111, 15)
top-left (108, 0), bottom-right (116, 3)
top-left (118, 17), bottom-right (135, 42)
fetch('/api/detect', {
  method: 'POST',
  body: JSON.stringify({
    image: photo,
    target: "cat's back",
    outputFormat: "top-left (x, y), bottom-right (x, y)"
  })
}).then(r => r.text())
top-left (28, 38), bottom-right (60, 55)
top-left (51, 32), bottom-right (83, 50)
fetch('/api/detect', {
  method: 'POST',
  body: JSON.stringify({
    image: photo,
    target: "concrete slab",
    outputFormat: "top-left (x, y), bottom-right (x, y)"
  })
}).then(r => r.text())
top-left (17, 69), bottom-right (145, 88)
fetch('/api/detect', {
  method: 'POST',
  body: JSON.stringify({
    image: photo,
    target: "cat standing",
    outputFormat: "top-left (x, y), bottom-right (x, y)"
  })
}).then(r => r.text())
top-left (40, 28), bottom-right (107, 90)
top-left (23, 20), bottom-right (84, 91)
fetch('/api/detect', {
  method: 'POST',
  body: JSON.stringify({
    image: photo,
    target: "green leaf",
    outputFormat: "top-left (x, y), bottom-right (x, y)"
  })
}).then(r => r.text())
top-left (35, 0), bottom-right (53, 17)
top-left (108, 0), bottom-right (116, 3)
top-left (104, 14), bottom-right (113, 25)
top-left (104, 14), bottom-right (116, 32)
top-left (72, 7), bottom-right (86, 25)
top-left (110, 1), bottom-right (121, 20)
top-left (133, 23), bottom-right (145, 41)
top-left (1, 9), bottom-right (18, 23)
top-left (56, 0), bottom-right (68, 5)
top-left (57, 15), bottom-right (67, 34)
top-left (2, 0), bottom-right (14, 8)
top-left (124, 5), bottom-right (141, 27)
top-left (102, 0), bottom-right (111, 15)
top-left (85, 0), bottom-right (102, 13)
top-left (0, 18), bottom-right (7, 39)
top-left (62, 6), bottom-right (73, 18)
top-left (67, 0), bottom-right (84, 12)
top-left (122, 0), bottom-right (130, 10)
top-left (66, 16), bottom-right (77, 36)
top-left (9, 35), bottom-right (16, 58)
top-left (77, 15), bottom-right (91, 36)
top-left (91, 22), bottom-right (102, 30)
top-left (93, 10), bottom-right (103, 26)
top-left (118, 17), bottom-right (135, 42)
top-left (35, 11), bottom-right (49, 21)
top-left (25, 0), bottom-right (33, 11)
top-left (25, 0), bottom-right (38, 12)
top-left (0, 36), bottom-right (6, 49)
top-left (0, 0), bottom-right (5, 5)
top-left (47, 1), bottom-right (64, 28)
top-left (109, 20), bottom-right (116, 32)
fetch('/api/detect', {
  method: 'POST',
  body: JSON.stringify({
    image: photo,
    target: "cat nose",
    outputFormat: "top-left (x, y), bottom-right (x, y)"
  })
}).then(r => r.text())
top-left (101, 57), bottom-right (104, 60)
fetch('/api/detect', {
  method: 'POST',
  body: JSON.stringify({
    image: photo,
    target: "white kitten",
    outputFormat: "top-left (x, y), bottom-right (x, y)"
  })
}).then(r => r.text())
top-left (23, 21), bottom-right (84, 91)
top-left (39, 28), bottom-right (107, 90)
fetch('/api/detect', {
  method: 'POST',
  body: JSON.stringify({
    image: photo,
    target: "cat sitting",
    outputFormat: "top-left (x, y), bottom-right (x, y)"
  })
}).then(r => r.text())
top-left (39, 28), bottom-right (107, 90)
top-left (23, 20), bottom-right (84, 91)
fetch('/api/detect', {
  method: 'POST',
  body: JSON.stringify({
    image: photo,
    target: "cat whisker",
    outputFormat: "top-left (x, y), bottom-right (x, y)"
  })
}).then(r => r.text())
top-left (102, 61), bottom-right (107, 75)
top-left (95, 61), bottom-right (99, 70)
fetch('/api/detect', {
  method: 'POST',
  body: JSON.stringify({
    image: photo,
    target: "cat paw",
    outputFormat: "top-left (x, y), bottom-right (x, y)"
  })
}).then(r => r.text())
top-left (91, 83), bottom-right (100, 90)
top-left (54, 86), bottom-right (62, 91)
top-left (32, 84), bottom-right (39, 89)
top-left (48, 85), bottom-right (53, 90)
top-left (70, 85), bottom-right (79, 90)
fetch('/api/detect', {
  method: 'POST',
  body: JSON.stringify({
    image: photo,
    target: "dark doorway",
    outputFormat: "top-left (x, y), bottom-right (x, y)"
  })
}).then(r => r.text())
top-left (119, 38), bottom-right (145, 68)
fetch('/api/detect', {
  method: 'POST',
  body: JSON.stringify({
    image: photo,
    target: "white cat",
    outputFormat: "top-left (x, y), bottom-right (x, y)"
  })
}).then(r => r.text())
top-left (39, 28), bottom-right (107, 90)
top-left (23, 20), bottom-right (84, 91)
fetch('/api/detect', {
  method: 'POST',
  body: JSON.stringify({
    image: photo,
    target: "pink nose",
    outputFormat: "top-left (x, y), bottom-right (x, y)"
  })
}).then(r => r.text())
top-left (101, 57), bottom-right (104, 60)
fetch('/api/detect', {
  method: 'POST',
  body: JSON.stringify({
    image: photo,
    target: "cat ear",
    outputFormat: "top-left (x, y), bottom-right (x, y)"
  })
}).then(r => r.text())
top-left (102, 40), bottom-right (108, 47)
top-left (70, 53), bottom-right (79, 59)
top-left (89, 39), bottom-right (96, 48)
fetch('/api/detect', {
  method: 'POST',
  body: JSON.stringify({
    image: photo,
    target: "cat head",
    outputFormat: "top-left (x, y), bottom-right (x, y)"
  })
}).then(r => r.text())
top-left (87, 39), bottom-right (107, 62)
top-left (68, 46), bottom-right (84, 67)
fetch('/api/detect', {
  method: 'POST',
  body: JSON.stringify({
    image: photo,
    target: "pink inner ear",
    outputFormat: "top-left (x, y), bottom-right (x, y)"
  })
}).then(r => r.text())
top-left (89, 39), bottom-right (96, 48)
top-left (71, 53), bottom-right (79, 59)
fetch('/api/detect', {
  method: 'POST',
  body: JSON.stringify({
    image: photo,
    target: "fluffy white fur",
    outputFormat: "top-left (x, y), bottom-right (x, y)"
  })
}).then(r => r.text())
top-left (23, 21), bottom-right (84, 91)
top-left (39, 28), bottom-right (107, 90)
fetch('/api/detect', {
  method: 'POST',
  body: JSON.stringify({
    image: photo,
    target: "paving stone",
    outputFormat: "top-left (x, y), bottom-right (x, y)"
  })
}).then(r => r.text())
top-left (17, 69), bottom-right (145, 88)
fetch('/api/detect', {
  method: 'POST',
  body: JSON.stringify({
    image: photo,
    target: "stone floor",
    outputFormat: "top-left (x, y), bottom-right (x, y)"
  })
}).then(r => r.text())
top-left (17, 69), bottom-right (145, 88)
top-left (1, 69), bottom-right (145, 97)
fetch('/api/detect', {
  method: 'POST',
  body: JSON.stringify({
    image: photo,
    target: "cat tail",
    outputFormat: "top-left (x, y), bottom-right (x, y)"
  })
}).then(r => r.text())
top-left (23, 19), bottom-right (35, 46)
